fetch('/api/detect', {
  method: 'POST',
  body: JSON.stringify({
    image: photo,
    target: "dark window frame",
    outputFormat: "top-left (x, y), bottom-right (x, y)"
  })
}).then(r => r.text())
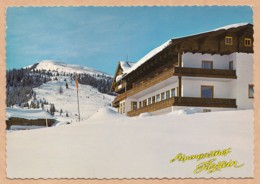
top-left (249, 84), bottom-right (254, 99)
top-left (202, 60), bottom-right (213, 69)
top-left (201, 85), bottom-right (214, 98)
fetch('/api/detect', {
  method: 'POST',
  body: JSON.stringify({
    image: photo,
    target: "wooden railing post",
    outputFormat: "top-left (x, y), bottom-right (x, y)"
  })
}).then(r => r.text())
top-left (178, 52), bottom-right (182, 98)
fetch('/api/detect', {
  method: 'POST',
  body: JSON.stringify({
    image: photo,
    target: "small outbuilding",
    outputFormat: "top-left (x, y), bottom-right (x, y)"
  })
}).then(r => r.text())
top-left (6, 107), bottom-right (56, 130)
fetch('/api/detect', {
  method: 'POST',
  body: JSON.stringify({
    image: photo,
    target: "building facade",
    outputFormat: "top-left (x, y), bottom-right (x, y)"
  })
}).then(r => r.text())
top-left (111, 23), bottom-right (254, 116)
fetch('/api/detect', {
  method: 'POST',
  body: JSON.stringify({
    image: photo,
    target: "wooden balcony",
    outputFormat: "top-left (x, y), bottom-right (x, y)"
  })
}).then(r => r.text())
top-left (127, 97), bottom-right (175, 117)
top-left (112, 67), bottom-right (237, 107)
top-left (114, 82), bottom-right (126, 93)
top-left (129, 68), bottom-right (174, 95)
top-left (174, 97), bottom-right (237, 108)
top-left (127, 97), bottom-right (237, 117)
top-left (173, 67), bottom-right (237, 79)
top-left (112, 92), bottom-right (128, 107)
top-left (113, 68), bottom-right (174, 105)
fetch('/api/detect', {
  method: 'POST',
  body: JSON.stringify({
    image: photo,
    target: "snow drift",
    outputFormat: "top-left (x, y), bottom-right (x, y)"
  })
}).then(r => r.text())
top-left (7, 108), bottom-right (253, 178)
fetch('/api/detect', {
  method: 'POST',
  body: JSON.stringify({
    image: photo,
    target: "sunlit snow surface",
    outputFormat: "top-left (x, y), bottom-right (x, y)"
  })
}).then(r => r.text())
top-left (34, 60), bottom-right (111, 77)
top-left (33, 76), bottom-right (114, 124)
top-left (7, 108), bottom-right (253, 178)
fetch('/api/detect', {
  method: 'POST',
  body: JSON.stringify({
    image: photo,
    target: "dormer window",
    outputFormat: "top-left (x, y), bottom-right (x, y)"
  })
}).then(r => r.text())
top-left (225, 36), bottom-right (233, 45)
top-left (244, 38), bottom-right (252, 47)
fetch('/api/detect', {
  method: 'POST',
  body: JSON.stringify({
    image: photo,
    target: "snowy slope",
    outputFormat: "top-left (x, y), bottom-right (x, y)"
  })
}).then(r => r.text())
top-left (7, 108), bottom-right (253, 178)
top-left (30, 60), bottom-right (111, 77)
top-left (33, 75), bottom-right (114, 124)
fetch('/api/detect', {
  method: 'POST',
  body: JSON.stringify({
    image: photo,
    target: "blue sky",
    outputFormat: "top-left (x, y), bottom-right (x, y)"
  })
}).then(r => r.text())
top-left (6, 6), bottom-right (253, 75)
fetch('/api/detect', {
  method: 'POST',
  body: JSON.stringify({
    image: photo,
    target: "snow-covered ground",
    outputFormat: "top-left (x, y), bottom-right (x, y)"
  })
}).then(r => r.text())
top-left (6, 108), bottom-right (253, 178)
top-left (33, 75), bottom-right (114, 125)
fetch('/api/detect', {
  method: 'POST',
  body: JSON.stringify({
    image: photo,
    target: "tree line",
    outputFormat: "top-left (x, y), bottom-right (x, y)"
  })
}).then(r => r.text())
top-left (6, 68), bottom-right (51, 107)
top-left (6, 67), bottom-right (114, 107)
top-left (77, 73), bottom-right (113, 94)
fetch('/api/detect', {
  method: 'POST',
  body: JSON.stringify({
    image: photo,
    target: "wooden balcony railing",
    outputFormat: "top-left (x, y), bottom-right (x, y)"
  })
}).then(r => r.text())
top-left (174, 97), bottom-right (237, 108)
top-left (128, 68), bottom-right (174, 96)
top-left (114, 82), bottom-right (126, 93)
top-left (127, 97), bottom-right (237, 117)
top-left (173, 67), bottom-right (237, 78)
top-left (113, 92), bottom-right (128, 106)
top-left (127, 97), bottom-right (175, 116)
top-left (113, 68), bottom-right (174, 104)
top-left (113, 67), bottom-right (237, 106)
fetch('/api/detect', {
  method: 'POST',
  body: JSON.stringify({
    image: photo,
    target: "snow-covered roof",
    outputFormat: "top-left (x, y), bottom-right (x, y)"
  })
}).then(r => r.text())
top-left (117, 23), bottom-right (252, 82)
top-left (213, 23), bottom-right (249, 31)
top-left (170, 23), bottom-right (251, 41)
top-left (115, 61), bottom-right (136, 82)
top-left (6, 107), bottom-right (55, 120)
top-left (119, 61), bottom-right (135, 73)
top-left (119, 40), bottom-right (171, 79)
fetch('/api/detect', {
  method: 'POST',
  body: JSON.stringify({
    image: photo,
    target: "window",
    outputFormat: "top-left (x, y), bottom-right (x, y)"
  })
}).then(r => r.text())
top-left (201, 86), bottom-right (214, 98)
top-left (148, 98), bottom-right (151, 105)
top-left (249, 84), bottom-right (254, 98)
top-left (171, 88), bottom-right (176, 97)
top-left (143, 99), bottom-right (147, 107)
top-left (229, 61), bottom-right (233, 70)
top-left (119, 103), bottom-right (121, 114)
top-left (244, 38), bottom-right (252, 47)
top-left (152, 96), bottom-right (156, 104)
top-left (131, 101), bottom-right (137, 110)
top-left (225, 36), bottom-right (233, 45)
top-left (202, 61), bottom-right (213, 69)
top-left (161, 92), bottom-right (165, 100)
top-left (166, 90), bottom-right (170, 99)
top-left (139, 101), bottom-right (142, 108)
top-left (156, 94), bottom-right (160, 102)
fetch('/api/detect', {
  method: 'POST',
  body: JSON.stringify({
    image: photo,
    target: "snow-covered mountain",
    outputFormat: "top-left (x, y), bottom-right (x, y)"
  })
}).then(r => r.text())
top-left (27, 60), bottom-right (111, 77)
top-left (6, 60), bottom-right (115, 126)
top-left (32, 75), bottom-right (114, 125)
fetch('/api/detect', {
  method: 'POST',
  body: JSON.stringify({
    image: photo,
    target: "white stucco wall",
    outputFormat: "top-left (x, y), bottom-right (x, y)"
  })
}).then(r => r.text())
top-left (182, 52), bottom-right (254, 109)
top-left (120, 52), bottom-right (253, 115)
top-left (182, 52), bottom-right (232, 70)
top-left (124, 81), bottom-right (179, 111)
top-left (182, 78), bottom-right (233, 98)
top-left (235, 53), bottom-right (254, 109)
top-left (138, 82), bottom-right (178, 102)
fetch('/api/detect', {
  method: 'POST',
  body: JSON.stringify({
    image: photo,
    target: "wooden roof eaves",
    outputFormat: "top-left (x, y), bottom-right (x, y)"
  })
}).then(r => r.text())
top-left (110, 62), bottom-right (122, 92)
top-left (116, 24), bottom-right (253, 83)
top-left (170, 24), bottom-right (253, 47)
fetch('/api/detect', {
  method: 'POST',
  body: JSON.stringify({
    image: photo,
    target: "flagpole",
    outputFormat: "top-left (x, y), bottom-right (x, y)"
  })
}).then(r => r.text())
top-left (76, 75), bottom-right (80, 122)
top-left (77, 90), bottom-right (80, 122)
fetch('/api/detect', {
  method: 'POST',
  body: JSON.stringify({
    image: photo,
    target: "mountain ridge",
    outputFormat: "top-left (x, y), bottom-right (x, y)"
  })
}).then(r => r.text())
top-left (26, 60), bottom-right (112, 77)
